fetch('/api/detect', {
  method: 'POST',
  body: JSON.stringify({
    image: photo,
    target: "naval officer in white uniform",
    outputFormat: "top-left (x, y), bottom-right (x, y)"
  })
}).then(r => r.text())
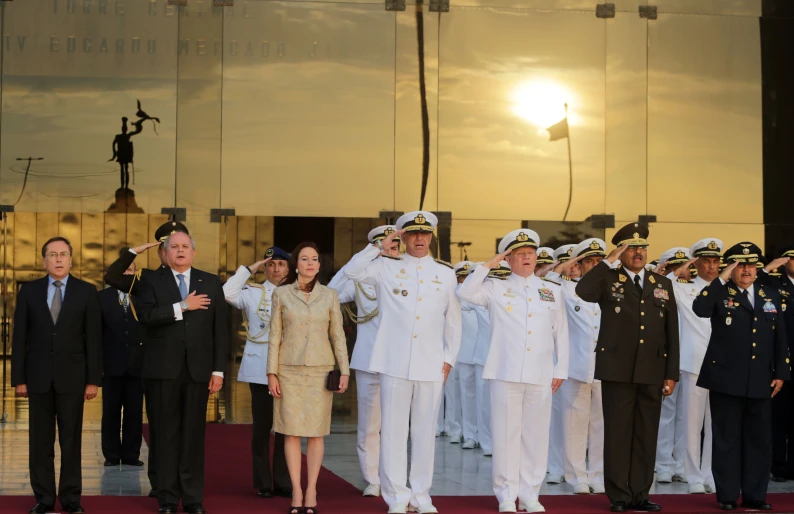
top-left (459, 229), bottom-right (569, 514)
top-left (545, 239), bottom-right (607, 495)
top-left (328, 225), bottom-right (401, 498)
top-left (470, 262), bottom-right (494, 457)
top-left (666, 239), bottom-right (722, 493)
top-left (454, 261), bottom-right (480, 450)
top-left (344, 211), bottom-right (462, 514)
top-left (223, 246), bottom-right (292, 498)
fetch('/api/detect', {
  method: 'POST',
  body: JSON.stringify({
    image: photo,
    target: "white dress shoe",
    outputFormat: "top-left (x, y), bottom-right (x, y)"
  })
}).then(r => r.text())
top-left (673, 473), bottom-right (688, 483)
top-left (449, 434), bottom-right (462, 443)
top-left (656, 472), bottom-right (672, 483)
top-left (482, 448), bottom-right (493, 456)
top-left (498, 500), bottom-right (517, 512)
top-left (705, 483), bottom-right (715, 493)
top-left (362, 483), bottom-right (381, 497)
top-left (408, 504), bottom-right (437, 514)
top-left (573, 483), bottom-right (590, 494)
top-left (388, 503), bottom-right (408, 514)
top-left (518, 500), bottom-right (545, 513)
top-left (589, 483), bottom-right (605, 494)
top-left (545, 474), bottom-right (563, 484)
top-left (688, 483), bottom-right (706, 494)
top-left (462, 438), bottom-right (477, 449)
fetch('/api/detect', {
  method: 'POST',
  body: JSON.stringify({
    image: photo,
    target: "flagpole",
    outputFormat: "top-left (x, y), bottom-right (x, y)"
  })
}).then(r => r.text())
top-left (562, 103), bottom-right (573, 222)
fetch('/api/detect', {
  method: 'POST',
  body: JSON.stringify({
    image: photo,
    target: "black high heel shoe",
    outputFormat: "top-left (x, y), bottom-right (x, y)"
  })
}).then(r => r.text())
top-left (287, 506), bottom-right (303, 514)
top-left (304, 507), bottom-right (318, 514)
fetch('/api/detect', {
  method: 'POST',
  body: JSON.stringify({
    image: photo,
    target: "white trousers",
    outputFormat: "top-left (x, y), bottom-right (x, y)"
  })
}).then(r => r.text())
top-left (560, 378), bottom-right (604, 486)
top-left (655, 379), bottom-right (685, 476)
top-left (491, 380), bottom-right (552, 504)
top-left (457, 363), bottom-right (479, 442)
top-left (443, 365), bottom-right (463, 437)
top-left (355, 369), bottom-right (381, 486)
top-left (679, 371), bottom-right (713, 486)
top-left (547, 388), bottom-right (565, 477)
top-left (475, 364), bottom-right (492, 453)
top-left (380, 374), bottom-right (444, 509)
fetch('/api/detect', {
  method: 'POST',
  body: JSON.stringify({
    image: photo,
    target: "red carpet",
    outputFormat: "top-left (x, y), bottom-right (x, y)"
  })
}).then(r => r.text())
top-left (2, 424), bottom-right (793, 513)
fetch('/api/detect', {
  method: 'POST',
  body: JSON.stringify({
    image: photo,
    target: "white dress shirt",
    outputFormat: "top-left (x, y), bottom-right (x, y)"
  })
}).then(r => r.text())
top-left (667, 274), bottom-right (712, 375)
top-left (458, 266), bottom-right (569, 385)
top-left (546, 271), bottom-right (600, 383)
top-left (47, 274), bottom-right (69, 308)
top-left (344, 244), bottom-right (462, 382)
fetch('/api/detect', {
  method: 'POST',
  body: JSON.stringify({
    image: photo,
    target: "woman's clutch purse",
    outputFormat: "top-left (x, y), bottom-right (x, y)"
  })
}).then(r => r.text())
top-left (325, 369), bottom-right (342, 391)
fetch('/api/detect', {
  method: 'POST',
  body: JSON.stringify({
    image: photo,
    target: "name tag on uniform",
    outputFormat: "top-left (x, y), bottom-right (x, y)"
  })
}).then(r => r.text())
top-left (653, 289), bottom-right (669, 301)
top-left (503, 293), bottom-right (516, 298)
top-left (764, 299), bottom-right (777, 314)
top-left (395, 274), bottom-right (409, 280)
top-left (538, 288), bottom-right (555, 302)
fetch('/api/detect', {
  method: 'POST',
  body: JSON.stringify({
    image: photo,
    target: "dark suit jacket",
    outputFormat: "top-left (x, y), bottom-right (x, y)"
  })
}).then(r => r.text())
top-left (104, 249), bottom-right (163, 295)
top-left (135, 266), bottom-right (228, 382)
top-left (757, 271), bottom-right (794, 354)
top-left (11, 275), bottom-right (102, 394)
top-left (694, 279), bottom-right (790, 398)
top-left (99, 288), bottom-right (142, 377)
top-left (576, 261), bottom-right (680, 385)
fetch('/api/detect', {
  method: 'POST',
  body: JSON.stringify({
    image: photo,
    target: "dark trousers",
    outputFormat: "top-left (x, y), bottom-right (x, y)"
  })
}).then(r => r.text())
top-left (771, 381), bottom-right (793, 477)
top-left (147, 360), bottom-right (209, 508)
top-left (28, 388), bottom-right (85, 507)
top-left (601, 381), bottom-right (663, 505)
top-left (101, 374), bottom-right (143, 463)
top-left (249, 383), bottom-right (290, 490)
top-left (710, 391), bottom-right (772, 503)
top-left (143, 378), bottom-right (158, 491)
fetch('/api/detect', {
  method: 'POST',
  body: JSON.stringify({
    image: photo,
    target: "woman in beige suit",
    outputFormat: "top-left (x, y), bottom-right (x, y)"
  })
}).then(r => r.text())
top-left (267, 242), bottom-right (350, 514)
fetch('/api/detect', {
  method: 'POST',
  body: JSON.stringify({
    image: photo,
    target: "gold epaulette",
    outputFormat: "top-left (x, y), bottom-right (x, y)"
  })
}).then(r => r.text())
top-left (244, 282), bottom-right (265, 290)
top-left (382, 254), bottom-right (402, 261)
top-left (541, 277), bottom-right (561, 286)
top-left (560, 275), bottom-right (572, 281)
top-left (435, 258), bottom-right (453, 269)
top-left (128, 269), bottom-right (143, 321)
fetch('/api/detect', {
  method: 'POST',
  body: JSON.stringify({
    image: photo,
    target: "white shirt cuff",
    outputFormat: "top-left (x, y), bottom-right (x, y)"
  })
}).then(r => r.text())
top-left (608, 260), bottom-right (621, 269)
top-left (212, 372), bottom-right (224, 378)
top-left (129, 248), bottom-right (138, 255)
top-left (173, 303), bottom-right (183, 320)
top-left (719, 278), bottom-right (726, 285)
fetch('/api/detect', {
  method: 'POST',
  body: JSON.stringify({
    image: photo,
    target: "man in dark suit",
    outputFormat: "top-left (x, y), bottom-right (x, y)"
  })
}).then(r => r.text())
top-left (100, 248), bottom-right (144, 467)
top-left (136, 231), bottom-right (228, 514)
top-left (758, 247), bottom-right (794, 482)
top-left (12, 236), bottom-right (102, 514)
top-left (576, 223), bottom-right (680, 513)
top-left (694, 242), bottom-right (789, 511)
top-left (104, 220), bottom-right (190, 498)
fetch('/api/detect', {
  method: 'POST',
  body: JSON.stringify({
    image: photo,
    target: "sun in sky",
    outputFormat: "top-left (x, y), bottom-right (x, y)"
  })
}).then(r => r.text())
top-left (510, 79), bottom-right (577, 135)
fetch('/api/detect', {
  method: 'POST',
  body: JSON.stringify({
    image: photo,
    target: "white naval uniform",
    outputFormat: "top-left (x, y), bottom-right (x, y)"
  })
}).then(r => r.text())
top-left (458, 288), bottom-right (480, 443)
top-left (472, 304), bottom-right (493, 454)
top-left (328, 264), bottom-right (382, 487)
top-left (458, 266), bottom-right (569, 505)
top-left (667, 274), bottom-right (714, 488)
top-left (222, 266), bottom-right (276, 384)
top-left (547, 271), bottom-right (604, 487)
top-left (344, 245), bottom-right (462, 510)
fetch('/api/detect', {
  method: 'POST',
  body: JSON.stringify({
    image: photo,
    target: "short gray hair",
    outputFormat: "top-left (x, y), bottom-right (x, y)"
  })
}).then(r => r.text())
top-left (163, 232), bottom-right (196, 250)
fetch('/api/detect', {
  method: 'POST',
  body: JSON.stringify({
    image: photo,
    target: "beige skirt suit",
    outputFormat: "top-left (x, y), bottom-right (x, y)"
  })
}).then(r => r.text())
top-left (266, 282), bottom-right (350, 437)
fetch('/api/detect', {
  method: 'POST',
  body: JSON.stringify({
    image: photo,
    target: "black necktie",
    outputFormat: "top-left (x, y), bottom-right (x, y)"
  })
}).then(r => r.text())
top-left (634, 275), bottom-right (643, 295)
top-left (744, 289), bottom-right (751, 307)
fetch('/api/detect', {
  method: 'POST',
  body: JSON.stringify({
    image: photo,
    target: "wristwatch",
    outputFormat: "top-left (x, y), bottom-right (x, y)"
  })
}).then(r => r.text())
top-left (180, 300), bottom-right (189, 312)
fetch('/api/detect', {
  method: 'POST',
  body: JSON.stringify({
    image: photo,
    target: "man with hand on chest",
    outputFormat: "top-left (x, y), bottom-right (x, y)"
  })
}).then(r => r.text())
top-left (693, 242), bottom-right (789, 511)
top-left (223, 246), bottom-right (292, 499)
top-left (575, 223), bottom-right (680, 513)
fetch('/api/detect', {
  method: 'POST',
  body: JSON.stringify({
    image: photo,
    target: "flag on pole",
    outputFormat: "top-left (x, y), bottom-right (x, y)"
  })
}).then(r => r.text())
top-left (546, 117), bottom-right (569, 142)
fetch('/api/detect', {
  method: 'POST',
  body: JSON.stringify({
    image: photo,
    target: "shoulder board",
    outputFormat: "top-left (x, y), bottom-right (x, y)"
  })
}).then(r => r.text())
top-left (677, 278), bottom-right (692, 284)
top-left (382, 254), bottom-right (402, 261)
top-left (435, 258), bottom-right (453, 269)
top-left (245, 282), bottom-right (265, 290)
top-left (780, 289), bottom-right (790, 297)
top-left (541, 277), bottom-right (561, 286)
top-left (560, 275), bottom-right (572, 281)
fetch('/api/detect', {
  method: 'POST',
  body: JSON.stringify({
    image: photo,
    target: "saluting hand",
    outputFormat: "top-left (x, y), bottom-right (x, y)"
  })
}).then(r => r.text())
top-left (766, 257), bottom-right (790, 273)
top-left (772, 379), bottom-right (784, 398)
top-left (606, 244), bottom-right (627, 265)
top-left (485, 248), bottom-right (512, 270)
top-left (131, 242), bottom-right (160, 254)
top-left (553, 254), bottom-right (585, 275)
top-left (673, 258), bottom-right (698, 278)
top-left (249, 257), bottom-right (272, 275)
top-left (720, 261), bottom-right (738, 283)
top-left (380, 229), bottom-right (405, 254)
top-left (534, 263), bottom-right (556, 277)
top-left (653, 261), bottom-right (668, 275)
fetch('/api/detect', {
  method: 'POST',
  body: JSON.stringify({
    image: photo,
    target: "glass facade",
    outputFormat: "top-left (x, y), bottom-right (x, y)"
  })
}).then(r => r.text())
top-left (0, 0), bottom-right (774, 422)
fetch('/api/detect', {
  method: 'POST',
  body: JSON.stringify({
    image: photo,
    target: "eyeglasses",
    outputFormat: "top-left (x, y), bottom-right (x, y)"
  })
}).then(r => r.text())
top-left (46, 252), bottom-right (71, 259)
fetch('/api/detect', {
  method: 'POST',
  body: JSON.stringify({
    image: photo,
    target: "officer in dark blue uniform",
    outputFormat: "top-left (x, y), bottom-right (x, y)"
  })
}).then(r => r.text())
top-left (693, 242), bottom-right (789, 511)
top-left (757, 247), bottom-right (794, 481)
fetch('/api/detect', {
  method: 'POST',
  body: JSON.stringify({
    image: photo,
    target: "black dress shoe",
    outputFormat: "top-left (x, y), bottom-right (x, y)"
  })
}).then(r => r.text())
top-left (157, 505), bottom-right (177, 514)
top-left (122, 459), bottom-right (144, 466)
top-left (29, 504), bottom-right (54, 514)
top-left (741, 501), bottom-right (772, 510)
top-left (104, 460), bottom-right (120, 466)
top-left (258, 488), bottom-right (273, 498)
top-left (631, 500), bottom-right (662, 512)
top-left (273, 486), bottom-right (293, 498)
top-left (63, 503), bottom-right (85, 513)
top-left (718, 502), bottom-right (737, 511)
top-left (610, 501), bottom-right (628, 513)
top-left (148, 488), bottom-right (158, 498)
top-left (184, 504), bottom-right (207, 514)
